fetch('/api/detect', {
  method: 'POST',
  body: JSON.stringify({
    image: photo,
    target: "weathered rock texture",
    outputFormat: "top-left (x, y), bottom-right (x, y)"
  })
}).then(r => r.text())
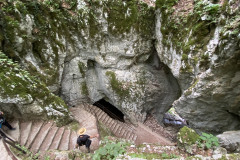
top-left (0, 0), bottom-right (180, 125)
top-left (217, 131), bottom-right (240, 153)
top-left (155, 0), bottom-right (240, 133)
top-left (0, 52), bottom-right (72, 125)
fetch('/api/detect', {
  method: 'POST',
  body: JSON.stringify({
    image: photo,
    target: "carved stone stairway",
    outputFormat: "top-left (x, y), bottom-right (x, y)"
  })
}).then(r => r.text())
top-left (3, 106), bottom-right (99, 157)
top-left (2, 103), bottom-right (173, 159)
top-left (5, 120), bottom-right (78, 154)
top-left (76, 103), bottom-right (138, 142)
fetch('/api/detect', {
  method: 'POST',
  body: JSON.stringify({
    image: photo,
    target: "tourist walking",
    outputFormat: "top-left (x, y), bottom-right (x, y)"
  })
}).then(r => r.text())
top-left (75, 128), bottom-right (98, 153)
top-left (0, 111), bottom-right (15, 130)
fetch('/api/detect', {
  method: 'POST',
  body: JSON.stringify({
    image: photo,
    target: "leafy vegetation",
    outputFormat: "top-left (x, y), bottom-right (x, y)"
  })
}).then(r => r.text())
top-left (92, 137), bottom-right (130, 160)
top-left (11, 144), bottom-right (40, 160)
top-left (197, 132), bottom-right (219, 149)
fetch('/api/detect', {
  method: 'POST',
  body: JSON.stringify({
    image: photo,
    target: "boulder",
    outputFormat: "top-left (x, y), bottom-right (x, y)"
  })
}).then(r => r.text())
top-left (217, 131), bottom-right (240, 153)
top-left (177, 126), bottom-right (200, 154)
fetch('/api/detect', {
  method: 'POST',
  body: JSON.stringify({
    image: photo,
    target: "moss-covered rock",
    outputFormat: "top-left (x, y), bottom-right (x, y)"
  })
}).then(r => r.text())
top-left (0, 51), bottom-right (72, 126)
top-left (177, 126), bottom-right (200, 154)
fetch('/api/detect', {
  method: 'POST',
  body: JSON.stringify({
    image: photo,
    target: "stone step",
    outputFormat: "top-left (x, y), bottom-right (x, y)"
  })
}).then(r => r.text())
top-left (122, 131), bottom-right (128, 139)
top-left (58, 129), bottom-right (71, 150)
top-left (106, 118), bottom-right (114, 127)
top-left (132, 135), bottom-right (137, 142)
top-left (125, 132), bottom-right (132, 140)
top-left (69, 131), bottom-right (78, 150)
top-left (118, 127), bottom-right (125, 137)
top-left (49, 127), bottom-right (65, 150)
top-left (81, 104), bottom-right (137, 142)
top-left (112, 124), bottom-right (120, 134)
top-left (7, 120), bottom-right (20, 142)
top-left (25, 121), bottom-right (44, 148)
top-left (39, 124), bottom-right (59, 151)
top-left (97, 111), bottom-right (105, 120)
top-left (31, 121), bottom-right (53, 153)
top-left (0, 140), bottom-right (13, 160)
top-left (102, 115), bottom-right (110, 124)
top-left (20, 121), bottom-right (32, 146)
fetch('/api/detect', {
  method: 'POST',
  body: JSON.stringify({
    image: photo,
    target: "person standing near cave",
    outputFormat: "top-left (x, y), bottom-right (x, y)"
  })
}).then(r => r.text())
top-left (75, 128), bottom-right (98, 153)
top-left (0, 111), bottom-right (15, 130)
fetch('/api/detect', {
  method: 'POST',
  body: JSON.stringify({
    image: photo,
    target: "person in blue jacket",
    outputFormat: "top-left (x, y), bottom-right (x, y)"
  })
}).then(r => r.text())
top-left (0, 111), bottom-right (15, 130)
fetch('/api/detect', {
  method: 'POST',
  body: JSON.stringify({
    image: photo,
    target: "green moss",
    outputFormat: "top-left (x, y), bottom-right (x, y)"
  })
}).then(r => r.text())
top-left (227, 154), bottom-right (240, 160)
top-left (218, 155), bottom-right (228, 160)
top-left (81, 81), bottom-right (89, 96)
top-left (178, 126), bottom-right (200, 145)
top-left (0, 51), bottom-right (71, 126)
top-left (69, 121), bottom-right (79, 131)
top-left (156, 0), bottom-right (223, 75)
top-left (78, 62), bottom-right (86, 78)
top-left (192, 56), bottom-right (199, 65)
top-left (129, 152), bottom-right (178, 160)
top-left (180, 63), bottom-right (193, 73)
top-left (182, 54), bottom-right (188, 61)
top-left (105, 0), bottom-right (154, 37)
top-left (199, 53), bottom-right (210, 69)
top-left (186, 156), bottom-right (202, 160)
top-left (106, 71), bottom-right (130, 99)
top-left (184, 78), bottom-right (199, 96)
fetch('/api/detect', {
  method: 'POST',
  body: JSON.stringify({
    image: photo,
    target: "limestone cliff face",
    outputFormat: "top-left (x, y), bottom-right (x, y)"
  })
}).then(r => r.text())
top-left (155, 0), bottom-right (240, 133)
top-left (0, 0), bottom-right (180, 124)
top-left (1, 0), bottom-right (239, 133)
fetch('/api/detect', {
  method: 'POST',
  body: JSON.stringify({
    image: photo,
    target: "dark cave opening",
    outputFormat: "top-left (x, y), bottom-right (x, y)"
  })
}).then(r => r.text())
top-left (93, 99), bottom-right (125, 122)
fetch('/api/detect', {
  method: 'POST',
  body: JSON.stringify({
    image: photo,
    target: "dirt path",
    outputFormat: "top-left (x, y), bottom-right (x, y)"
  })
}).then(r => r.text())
top-left (135, 123), bottom-right (176, 146)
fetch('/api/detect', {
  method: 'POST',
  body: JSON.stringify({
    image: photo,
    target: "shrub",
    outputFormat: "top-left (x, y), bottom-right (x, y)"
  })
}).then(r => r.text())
top-left (197, 132), bottom-right (219, 149)
top-left (92, 137), bottom-right (129, 160)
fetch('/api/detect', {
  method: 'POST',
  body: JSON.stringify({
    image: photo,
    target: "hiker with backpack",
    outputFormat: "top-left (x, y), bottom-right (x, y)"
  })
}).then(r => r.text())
top-left (75, 128), bottom-right (99, 153)
top-left (0, 111), bottom-right (15, 130)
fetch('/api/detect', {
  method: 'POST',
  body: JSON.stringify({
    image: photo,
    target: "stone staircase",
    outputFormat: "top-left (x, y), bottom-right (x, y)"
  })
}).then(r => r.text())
top-left (0, 138), bottom-right (18, 160)
top-left (1, 103), bottom-right (173, 159)
top-left (2, 106), bottom-right (99, 157)
top-left (6, 120), bottom-right (78, 154)
top-left (77, 103), bottom-right (138, 142)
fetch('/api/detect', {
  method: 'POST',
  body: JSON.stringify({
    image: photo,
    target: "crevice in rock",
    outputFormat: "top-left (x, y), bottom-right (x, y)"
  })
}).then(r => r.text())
top-left (93, 99), bottom-right (125, 122)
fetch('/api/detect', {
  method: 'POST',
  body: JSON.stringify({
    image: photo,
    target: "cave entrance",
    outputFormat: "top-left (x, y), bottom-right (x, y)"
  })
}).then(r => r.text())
top-left (93, 99), bottom-right (125, 122)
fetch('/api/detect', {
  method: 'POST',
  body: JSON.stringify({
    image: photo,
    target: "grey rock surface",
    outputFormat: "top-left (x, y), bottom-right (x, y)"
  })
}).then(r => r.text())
top-left (155, 2), bottom-right (240, 133)
top-left (217, 131), bottom-right (240, 153)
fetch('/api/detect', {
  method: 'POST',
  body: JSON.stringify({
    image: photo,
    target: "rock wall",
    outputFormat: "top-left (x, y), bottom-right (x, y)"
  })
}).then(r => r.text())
top-left (0, 52), bottom-right (72, 125)
top-left (155, 0), bottom-right (240, 133)
top-left (0, 0), bottom-right (180, 124)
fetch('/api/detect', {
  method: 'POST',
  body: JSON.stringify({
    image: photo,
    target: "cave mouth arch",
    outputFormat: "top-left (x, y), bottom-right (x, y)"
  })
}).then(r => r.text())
top-left (93, 99), bottom-right (125, 122)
